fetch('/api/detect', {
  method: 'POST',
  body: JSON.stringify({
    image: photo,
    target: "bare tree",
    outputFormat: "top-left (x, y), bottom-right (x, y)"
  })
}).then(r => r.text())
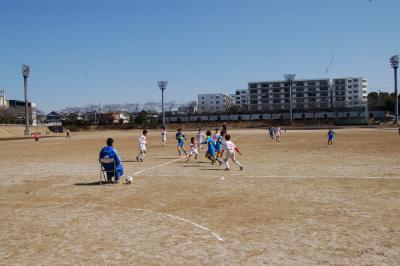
top-left (83, 104), bottom-right (101, 113)
top-left (165, 101), bottom-right (177, 113)
top-left (123, 103), bottom-right (141, 113)
top-left (60, 106), bottom-right (83, 115)
top-left (102, 104), bottom-right (123, 113)
top-left (180, 101), bottom-right (197, 114)
top-left (143, 101), bottom-right (160, 113)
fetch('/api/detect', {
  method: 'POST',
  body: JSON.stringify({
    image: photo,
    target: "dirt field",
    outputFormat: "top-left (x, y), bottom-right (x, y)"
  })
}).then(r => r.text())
top-left (1, 128), bottom-right (400, 265)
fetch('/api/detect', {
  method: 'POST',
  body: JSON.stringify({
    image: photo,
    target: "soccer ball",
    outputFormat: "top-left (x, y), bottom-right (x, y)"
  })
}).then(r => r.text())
top-left (126, 176), bottom-right (133, 184)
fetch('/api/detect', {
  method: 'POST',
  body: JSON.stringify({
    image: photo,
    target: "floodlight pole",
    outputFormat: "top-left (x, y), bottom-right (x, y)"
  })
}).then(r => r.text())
top-left (390, 55), bottom-right (399, 123)
top-left (22, 64), bottom-right (31, 135)
top-left (284, 74), bottom-right (296, 124)
top-left (157, 81), bottom-right (168, 127)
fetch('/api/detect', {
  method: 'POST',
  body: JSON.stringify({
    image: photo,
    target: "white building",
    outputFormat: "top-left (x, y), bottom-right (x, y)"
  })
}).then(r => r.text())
top-left (198, 93), bottom-right (236, 113)
top-left (247, 77), bottom-right (367, 111)
top-left (331, 77), bottom-right (368, 108)
top-left (232, 89), bottom-right (249, 110)
top-left (0, 90), bottom-right (9, 108)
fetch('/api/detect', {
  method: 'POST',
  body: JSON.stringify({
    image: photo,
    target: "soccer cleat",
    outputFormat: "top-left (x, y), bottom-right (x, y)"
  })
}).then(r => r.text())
top-left (240, 166), bottom-right (243, 171)
top-left (224, 168), bottom-right (230, 171)
top-left (136, 156), bottom-right (139, 162)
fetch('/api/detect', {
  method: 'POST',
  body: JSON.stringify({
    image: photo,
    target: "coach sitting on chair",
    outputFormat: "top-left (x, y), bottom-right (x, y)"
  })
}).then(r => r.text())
top-left (99, 138), bottom-right (124, 183)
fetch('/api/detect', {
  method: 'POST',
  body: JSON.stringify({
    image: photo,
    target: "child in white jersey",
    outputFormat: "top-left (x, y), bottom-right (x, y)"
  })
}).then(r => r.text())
top-left (221, 134), bottom-right (243, 171)
top-left (186, 137), bottom-right (198, 162)
top-left (195, 128), bottom-right (206, 150)
top-left (136, 129), bottom-right (147, 162)
top-left (161, 127), bottom-right (167, 148)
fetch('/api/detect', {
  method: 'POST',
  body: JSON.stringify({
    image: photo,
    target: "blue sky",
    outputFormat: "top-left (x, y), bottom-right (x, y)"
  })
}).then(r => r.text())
top-left (0, 0), bottom-right (399, 112)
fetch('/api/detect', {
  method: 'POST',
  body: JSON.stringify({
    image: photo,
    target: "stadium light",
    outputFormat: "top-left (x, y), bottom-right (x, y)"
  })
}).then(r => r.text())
top-left (284, 73), bottom-right (296, 124)
top-left (22, 64), bottom-right (31, 135)
top-left (390, 55), bottom-right (399, 123)
top-left (157, 80), bottom-right (168, 127)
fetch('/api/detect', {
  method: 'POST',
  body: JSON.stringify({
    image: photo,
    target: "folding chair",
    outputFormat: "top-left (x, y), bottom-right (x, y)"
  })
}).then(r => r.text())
top-left (99, 157), bottom-right (117, 184)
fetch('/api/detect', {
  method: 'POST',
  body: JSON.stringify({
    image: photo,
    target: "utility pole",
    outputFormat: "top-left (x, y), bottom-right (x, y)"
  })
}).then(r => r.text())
top-left (157, 81), bottom-right (168, 128)
top-left (22, 64), bottom-right (31, 135)
top-left (284, 74), bottom-right (296, 124)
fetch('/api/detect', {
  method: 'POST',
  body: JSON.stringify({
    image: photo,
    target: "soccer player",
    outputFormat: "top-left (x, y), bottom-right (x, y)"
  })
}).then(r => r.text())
top-left (161, 127), bottom-right (167, 148)
top-left (99, 138), bottom-right (124, 183)
top-left (215, 130), bottom-right (224, 159)
top-left (176, 128), bottom-right (187, 157)
top-left (327, 128), bottom-right (335, 146)
top-left (136, 129), bottom-right (147, 162)
top-left (214, 127), bottom-right (220, 141)
top-left (66, 129), bottom-right (71, 139)
top-left (221, 123), bottom-right (227, 135)
top-left (275, 126), bottom-right (281, 142)
top-left (195, 128), bottom-right (206, 150)
top-left (268, 126), bottom-right (274, 140)
top-left (202, 130), bottom-right (223, 165)
top-left (186, 137), bottom-right (198, 162)
top-left (221, 134), bottom-right (243, 171)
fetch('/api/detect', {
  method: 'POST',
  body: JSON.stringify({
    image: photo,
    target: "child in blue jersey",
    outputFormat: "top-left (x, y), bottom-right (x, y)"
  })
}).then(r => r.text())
top-left (176, 128), bottom-right (187, 157)
top-left (327, 128), bottom-right (336, 146)
top-left (202, 130), bottom-right (223, 165)
top-left (99, 138), bottom-right (124, 183)
top-left (215, 130), bottom-right (225, 159)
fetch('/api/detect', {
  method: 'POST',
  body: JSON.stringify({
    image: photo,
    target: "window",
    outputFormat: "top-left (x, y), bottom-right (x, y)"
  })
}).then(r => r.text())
top-left (216, 96), bottom-right (219, 99)
top-left (202, 102), bottom-right (205, 104)
top-left (249, 83), bottom-right (257, 89)
top-left (250, 89), bottom-right (257, 94)
top-left (348, 86), bottom-right (352, 88)
top-left (216, 101), bottom-right (220, 104)
top-left (273, 99), bottom-right (280, 104)
top-left (250, 100), bottom-right (258, 104)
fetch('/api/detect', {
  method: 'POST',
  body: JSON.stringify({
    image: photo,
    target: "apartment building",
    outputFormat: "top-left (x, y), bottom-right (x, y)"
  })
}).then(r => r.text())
top-left (232, 89), bottom-right (249, 110)
top-left (247, 77), bottom-right (367, 111)
top-left (197, 93), bottom-right (236, 113)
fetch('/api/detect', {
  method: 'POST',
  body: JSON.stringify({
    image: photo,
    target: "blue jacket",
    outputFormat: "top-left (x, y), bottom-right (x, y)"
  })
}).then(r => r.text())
top-left (99, 146), bottom-right (123, 178)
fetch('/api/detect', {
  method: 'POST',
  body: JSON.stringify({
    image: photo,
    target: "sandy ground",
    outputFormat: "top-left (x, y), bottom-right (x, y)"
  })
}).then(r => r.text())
top-left (1, 128), bottom-right (400, 265)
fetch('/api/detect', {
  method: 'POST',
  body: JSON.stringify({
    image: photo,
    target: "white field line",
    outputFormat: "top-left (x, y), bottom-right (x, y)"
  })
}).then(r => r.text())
top-left (244, 175), bottom-right (400, 179)
top-left (132, 158), bottom-right (183, 176)
top-left (132, 174), bottom-right (400, 179)
top-left (131, 208), bottom-right (224, 242)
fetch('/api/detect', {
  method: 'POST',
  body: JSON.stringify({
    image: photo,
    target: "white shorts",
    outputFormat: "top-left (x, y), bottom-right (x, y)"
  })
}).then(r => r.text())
top-left (224, 150), bottom-right (236, 161)
top-left (139, 144), bottom-right (146, 151)
top-left (189, 148), bottom-right (198, 155)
